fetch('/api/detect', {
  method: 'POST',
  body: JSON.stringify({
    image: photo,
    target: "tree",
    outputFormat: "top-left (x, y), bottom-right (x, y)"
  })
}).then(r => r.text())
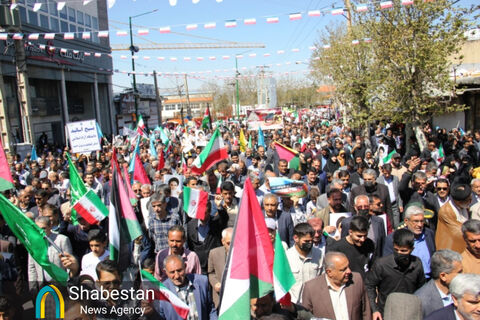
top-left (311, 0), bottom-right (475, 129)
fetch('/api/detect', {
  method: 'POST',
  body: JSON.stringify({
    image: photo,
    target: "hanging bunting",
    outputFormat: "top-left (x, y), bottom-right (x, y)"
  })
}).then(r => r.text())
top-left (197, 57), bottom-right (204, 61)
top-left (225, 20), bottom-right (237, 28)
top-left (159, 26), bottom-right (171, 33)
top-left (380, 1), bottom-right (393, 9)
top-left (83, 0), bottom-right (93, 5)
top-left (120, 55), bottom-right (127, 59)
top-left (289, 13), bottom-right (302, 21)
top-left (144, 56), bottom-right (151, 60)
top-left (277, 50), bottom-right (285, 54)
top-left (98, 31), bottom-right (109, 38)
top-left (236, 55), bottom-right (243, 59)
top-left (308, 10), bottom-right (321, 17)
top-left (44, 33), bottom-right (55, 39)
top-left (309, 46), bottom-right (316, 50)
top-left (401, 0), bottom-right (414, 4)
top-left (352, 39), bottom-right (360, 45)
top-left (57, 2), bottom-right (66, 10)
top-left (222, 55), bottom-right (230, 60)
top-left (33, 3), bottom-right (42, 12)
top-left (204, 22), bottom-right (216, 29)
top-left (244, 18), bottom-right (256, 25)
top-left (331, 8), bottom-right (344, 15)
top-left (170, 57), bottom-right (177, 61)
top-left (263, 53), bottom-right (271, 57)
top-left (209, 56), bottom-right (216, 60)
top-left (157, 57), bottom-right (165, 61)
top-left (107, 0), bottom-right (116, 9)
top-left (82, 32), bottom-right (91, 39)
top-left (28, 33), bottom-right (40, 40)
top-left (323, 44), bottom-right (331, 49)
top-left (116, 30), bottom-right (128, 36)
top-left (10, 3), bottom-right (18, 10)
top-left (364, 38), bottom-right (372, 43)
top-left (84, 52), bottom-right (91, 56)
top-left (0, 34), bottom-right (8, 40)
top-left (60, 48), bottom-right (67, 54)
top-left (266, 17), bottom-right (279, 23)
top-left (249, 53), bottom-right (257, 58)
top-left (291, 48), bottom-right (300, 52)
top-left (12, 33), bottom-right (23, 40)
top-left (94, 53), bottom-right (102, 58)
top-left (64, 33), bottom-right (74, 40)
top-left (192, 0), bottom-right (200, 3)
top-left (138, 29), bottom-right (149, 35)
top-left (186, 24), bottom-right (198, 31)
top-left (184, 57), bottom-right (191, 61)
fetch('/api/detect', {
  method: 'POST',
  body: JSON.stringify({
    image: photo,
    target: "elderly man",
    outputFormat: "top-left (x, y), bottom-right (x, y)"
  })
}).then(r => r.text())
top-left (461, 220), bottom-right (480, 274)
top-left (315, 188), bottom-right (348, 235)
top-left (383, 205), bottom-right (436, 277)
top-left (208, 228), bottom-right (232, 308)
top-left (263, 193), bottom-right (295, 247)
top-left (349, 169), bottom-right (393, 224)
top-left (415, 250), bottom-right (463, 318)
top-left (158, 255), bottom-right (217, 320)
top-left (302, 252), bottom-right (372, 320)
top-left (424, 274), bottom-right (480, 320)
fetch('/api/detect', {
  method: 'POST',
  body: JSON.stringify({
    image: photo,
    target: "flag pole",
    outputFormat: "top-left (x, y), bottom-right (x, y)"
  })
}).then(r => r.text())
top-left (44, 235), bottom-right (64, 255)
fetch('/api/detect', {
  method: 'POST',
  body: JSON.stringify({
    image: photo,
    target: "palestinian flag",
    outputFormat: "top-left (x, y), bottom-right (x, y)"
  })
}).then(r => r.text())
top-left (268, 177), bottom-right (308, 198)
top-left (273, 231), bottom-right (295, 305)
top-left (201, 104), bottom-right (212, 130)
top-left (274, 142), bottom-right (299, 170)
top-left (183, 187), bottom-right (208, 220)
top-left (382, 150), bottom-right (396, 164)
top-left (140, 270), bottom-right (189, 319)
top-left (110, 151), bottom-right (143, 270)
top-left (68, 153), bottom-right (88, 225)
top-left (72, 190), bottom-right (108, 225)
top-left (218, 178), bottom-right (274, 320)
top-left (0, 140), bottom-right (13, 191)
top-left (122, 165), bottom-right (138, 206)
top-left (191, 128), bottom-right (228, 175)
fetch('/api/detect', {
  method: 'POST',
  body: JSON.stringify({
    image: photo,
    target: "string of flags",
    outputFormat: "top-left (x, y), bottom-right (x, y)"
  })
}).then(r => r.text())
top-left (0, 0), bottom-right (426, 41)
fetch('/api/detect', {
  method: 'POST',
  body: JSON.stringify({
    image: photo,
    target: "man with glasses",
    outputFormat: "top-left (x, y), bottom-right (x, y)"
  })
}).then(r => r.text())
top-left (30, 189), bottom-right (49, 218)
top-left (384, 205), bottom-right (436, 278)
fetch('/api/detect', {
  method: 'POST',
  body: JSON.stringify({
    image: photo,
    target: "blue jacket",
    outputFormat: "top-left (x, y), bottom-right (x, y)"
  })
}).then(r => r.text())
top-left (158, 274), bottom-right (218, 320)
top-left (383, 227), bottom-right (436, 257)
top-left (424, 304), bottom-right (456, 320)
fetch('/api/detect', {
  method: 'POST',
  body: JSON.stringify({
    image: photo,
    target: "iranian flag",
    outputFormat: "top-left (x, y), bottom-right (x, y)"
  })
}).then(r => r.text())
top-left (68, 153), bottom-right (88, 225)
top-left (73, 190), bottom-right (108, 225)
top-left (273, 231), bottom-right (295, 305)
top-left (201, 104), bottom-right (212, 130)
top-left (140, 270), bottom-right (189, 319)
top-left (0, 140), bottom-right (13, 191)
top-left (437, 143), bottom-right (445, 165)
top-left (137, 115), bottom-right (146, 135)
top-left (183, 187), bottom-right (208, 220)
top-left (218, 178), bottom-right (274, 320)
top-left (382, 150), bottom-right (396, 164)
top-left (191, 128), bottom-right (228, 175)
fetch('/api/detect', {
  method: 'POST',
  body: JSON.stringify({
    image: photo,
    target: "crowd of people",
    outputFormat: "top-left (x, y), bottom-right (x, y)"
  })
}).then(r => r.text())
top-left (0, 111), bottom-right (479, 320)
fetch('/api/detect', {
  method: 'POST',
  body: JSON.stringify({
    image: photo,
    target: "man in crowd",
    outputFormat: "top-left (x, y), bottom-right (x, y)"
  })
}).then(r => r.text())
top-left (461, 219), bottom-right (480, 274)
top-left (207, 228), bottom-right (232, 308)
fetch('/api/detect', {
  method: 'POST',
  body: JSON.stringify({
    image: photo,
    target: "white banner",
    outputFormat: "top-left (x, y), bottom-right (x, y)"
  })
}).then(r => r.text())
top-left (66, 120), bottom-right (101, 153)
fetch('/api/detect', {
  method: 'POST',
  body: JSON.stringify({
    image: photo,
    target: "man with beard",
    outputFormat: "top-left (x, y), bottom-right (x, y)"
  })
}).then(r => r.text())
top-left (366, 229), bottom-right (425, 320)
top-left (315, 189), bottom-right (348, 236)
top-left (286, 223), bottom-right (323, 304)
top-left (341, 195), bottom-right (386, 258)
top-left (349, 169), bottom-right (393, 225)
top-left (390, 152), bottom-right (407, 181)
top-left (436, 184), bottom-right (472, 253)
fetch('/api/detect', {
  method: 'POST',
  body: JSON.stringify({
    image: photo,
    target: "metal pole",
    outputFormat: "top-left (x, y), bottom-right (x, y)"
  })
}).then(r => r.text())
top-left (178, 86), bottom-right (184, 127)
top-left (129, 16), bottom-right (138, 118)
top-left (235, 57), bottom-right (240, 120)
top-left (153, 71), bottom-right (162, 126)
top-left (184, 74), bottom-right (192, 119)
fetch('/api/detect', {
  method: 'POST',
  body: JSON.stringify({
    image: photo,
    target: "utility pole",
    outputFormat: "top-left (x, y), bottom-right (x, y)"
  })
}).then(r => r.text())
top-left (178, 85), bottom-right (184, 127)
top-left (235, 57), bottom-right (240, 120)
top-left (183, 74), bottom-right (192, 119)
top-left (153, 71), bottom-right (162, 126)
top-left (344, 0), bottom-right (353, 30)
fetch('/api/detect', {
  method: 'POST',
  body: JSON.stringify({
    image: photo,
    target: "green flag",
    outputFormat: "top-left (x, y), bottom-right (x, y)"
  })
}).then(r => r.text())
top-left (68, 154), bottom-right (88, 225)
top-left (288, 156), bottom-right (300, 170)
top-left (382, 150), bottom-right (396, 164)
top-left (0, 194), bottom-right (68, 285)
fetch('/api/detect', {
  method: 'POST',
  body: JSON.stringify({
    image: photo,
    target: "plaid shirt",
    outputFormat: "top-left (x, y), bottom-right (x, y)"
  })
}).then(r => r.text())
top-left (175, 280), bottom-right (199, 320)
top-left (149, 212), bottom-right (181, 252)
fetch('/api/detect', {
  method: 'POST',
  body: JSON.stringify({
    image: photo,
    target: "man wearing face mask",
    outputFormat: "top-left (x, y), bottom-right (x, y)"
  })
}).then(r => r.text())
top-left (349, 169), bottom-right (393, 225)
top-left (286, 223), bottom-right (323, 304)
top-left (436, 184), bottom-right (472, 253)
top-left (341, 195), bottom-right (386, 258)
top-left (365, 229), bottom-right (426, 320)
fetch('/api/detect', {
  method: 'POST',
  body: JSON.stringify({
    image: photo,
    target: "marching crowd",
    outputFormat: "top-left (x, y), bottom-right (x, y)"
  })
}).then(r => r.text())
top-left (0, 112), bottom-right (480, 320)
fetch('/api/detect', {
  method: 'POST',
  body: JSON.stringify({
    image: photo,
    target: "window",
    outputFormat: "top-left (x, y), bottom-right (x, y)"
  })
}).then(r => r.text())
top-left (60, 20), bottom-right (68, 32)
top-left (19, 6), bottom-right (27, 23)
top-left (48, 2), bottom-right (57, 16)
top-left (59, 6), bottom-right (67, 19)
top-left (28, 10), bottom-right (38, 25)
top-left (68, 7), bottom-right (75, 22)
top-left (26, 0), bottom-right (34, 7)
top-left (92, 17), bottom-right (98, 30)
top-left (77, 11), bottom-right (84, 25)
top-left (78, 26), bottom-right (84, 32)
top-left (69, 24), bottom-right (76, 32)
top-left (40, 14), bottom-right (48, 28)
top-left (40, 0), bottom-right (48, 13)
top-left (85, 14), bottom-right (91, 27)
top-left (50, 17), bottom-right (59, 32)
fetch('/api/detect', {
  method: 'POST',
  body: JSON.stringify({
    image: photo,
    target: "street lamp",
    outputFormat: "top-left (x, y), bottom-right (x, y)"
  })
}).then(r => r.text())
top-left (129, 9), bottom-right (158, 118)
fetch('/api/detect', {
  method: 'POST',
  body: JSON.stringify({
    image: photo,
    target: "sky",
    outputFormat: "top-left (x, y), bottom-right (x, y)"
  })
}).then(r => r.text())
top-left (106, 0), bottom-right (478, 95)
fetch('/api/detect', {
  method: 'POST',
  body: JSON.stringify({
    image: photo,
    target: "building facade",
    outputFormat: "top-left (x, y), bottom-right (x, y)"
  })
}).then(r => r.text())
top-left (0, 0), bottom-right (114, 151)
